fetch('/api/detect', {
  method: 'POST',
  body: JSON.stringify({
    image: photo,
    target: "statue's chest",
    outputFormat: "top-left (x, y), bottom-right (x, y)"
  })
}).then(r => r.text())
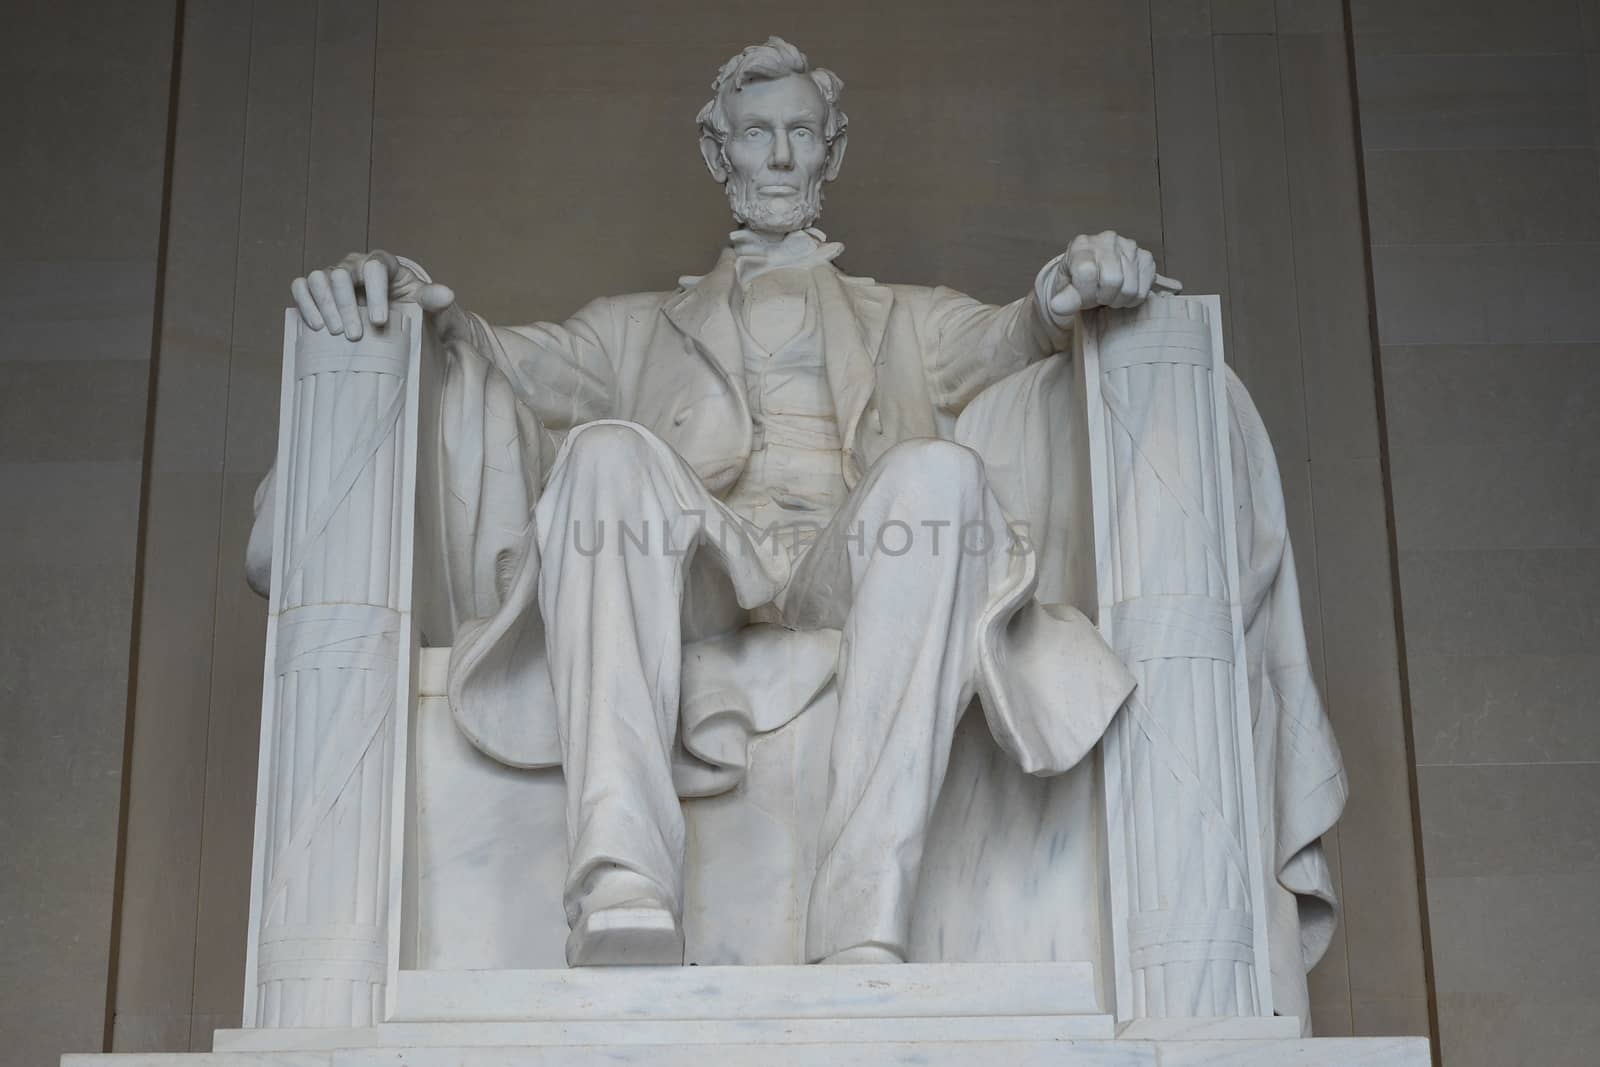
top-left (741, 272), bottom-right (810, 352)
top-left (737, 284), bottom-right (832, 426)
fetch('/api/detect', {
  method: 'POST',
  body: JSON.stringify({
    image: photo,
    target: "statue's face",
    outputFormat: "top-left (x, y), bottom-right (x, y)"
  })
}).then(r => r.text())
top-left (719, 73), bottom-right (831, 234)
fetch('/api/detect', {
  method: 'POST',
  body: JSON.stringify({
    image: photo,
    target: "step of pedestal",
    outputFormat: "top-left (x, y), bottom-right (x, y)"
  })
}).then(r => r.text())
top-left (385, 962), bottom-right (1101, 1023)
top-left (216, 1015), bottom-right (1116, 1050)
top-left (66, 1036), bottom-right (1431, 1066)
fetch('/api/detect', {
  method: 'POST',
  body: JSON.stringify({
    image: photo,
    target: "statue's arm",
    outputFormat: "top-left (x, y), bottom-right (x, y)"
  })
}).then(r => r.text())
top-left (916, 233), bottom-right (1160, 415)
top-left (915, 284), bottom-right (1069, 415)
top-left (459, 296), bottom-right (622, 431)
top-left (286, 250), bottom-right (623, 429)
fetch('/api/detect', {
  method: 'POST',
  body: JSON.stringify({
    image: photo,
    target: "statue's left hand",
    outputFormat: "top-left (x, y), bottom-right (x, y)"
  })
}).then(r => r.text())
top-left (1036, 231), bottom-right (1157, 329)
top-left (289, 250), bottom-right (458, 342)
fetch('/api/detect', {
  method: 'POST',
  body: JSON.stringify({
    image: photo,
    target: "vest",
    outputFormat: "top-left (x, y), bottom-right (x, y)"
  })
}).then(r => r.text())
top-left (723, 266), bottom-right (850, 553)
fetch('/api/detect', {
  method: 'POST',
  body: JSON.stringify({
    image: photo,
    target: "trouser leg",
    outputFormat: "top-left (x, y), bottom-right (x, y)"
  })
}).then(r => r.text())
top-left (793, 439), bottom-right (1017, 962)
top-left (536, 421), bottom-right (777, 929)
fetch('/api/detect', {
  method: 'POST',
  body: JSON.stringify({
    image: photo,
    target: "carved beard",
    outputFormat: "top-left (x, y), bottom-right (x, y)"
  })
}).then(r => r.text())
top-left (724, 168), bottom-right (824, 233)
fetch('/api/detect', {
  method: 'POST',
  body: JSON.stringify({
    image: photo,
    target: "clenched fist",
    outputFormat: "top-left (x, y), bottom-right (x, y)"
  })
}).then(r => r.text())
top-left (1035, 231), bottom-right (1159, 331)
top-left (289, 250), bottom-right (458, 341)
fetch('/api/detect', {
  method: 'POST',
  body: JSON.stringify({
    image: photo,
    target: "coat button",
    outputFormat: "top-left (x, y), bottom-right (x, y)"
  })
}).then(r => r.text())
top-left (673, 408), bottom-right (691, 425)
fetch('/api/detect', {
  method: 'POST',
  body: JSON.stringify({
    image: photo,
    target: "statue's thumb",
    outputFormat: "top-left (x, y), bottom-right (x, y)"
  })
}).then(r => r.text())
top-left (417, 283), bottom-right (456, 313)
top-left (1048, 285), bottom-right (1084, 320)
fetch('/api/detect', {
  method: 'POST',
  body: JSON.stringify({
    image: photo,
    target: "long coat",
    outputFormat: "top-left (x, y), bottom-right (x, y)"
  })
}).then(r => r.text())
top-left (439, 247), bottom-right (1134, 786)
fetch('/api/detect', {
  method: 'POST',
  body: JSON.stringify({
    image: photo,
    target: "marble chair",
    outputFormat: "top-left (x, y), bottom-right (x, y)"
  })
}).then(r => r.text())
top-left (232, 296), bottom-right (1365, 1058)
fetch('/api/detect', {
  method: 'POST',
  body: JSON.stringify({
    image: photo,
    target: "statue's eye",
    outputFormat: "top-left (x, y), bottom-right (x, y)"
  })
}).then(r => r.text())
top-left (745, 127), bottom-right (764, 139)
top-left (793, 128), bottom-right (812, 140)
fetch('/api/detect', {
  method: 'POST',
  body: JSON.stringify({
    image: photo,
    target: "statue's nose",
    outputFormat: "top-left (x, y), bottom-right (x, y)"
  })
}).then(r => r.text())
top-left (770, 132), bottom-right (794, 169)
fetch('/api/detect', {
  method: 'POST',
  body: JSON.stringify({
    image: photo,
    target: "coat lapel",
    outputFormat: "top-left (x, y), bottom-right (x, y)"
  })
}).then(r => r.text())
top-left (813, 266), bottom-right (894, 483)
top-left (663, 249), bottom-right (743, 390)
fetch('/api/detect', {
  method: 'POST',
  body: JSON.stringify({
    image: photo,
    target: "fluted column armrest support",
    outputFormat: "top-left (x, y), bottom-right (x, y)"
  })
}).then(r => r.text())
top-left (243, 304), bottom-right (432, 1028)
top-left (1081, 295), bottom-right (1275, 1026)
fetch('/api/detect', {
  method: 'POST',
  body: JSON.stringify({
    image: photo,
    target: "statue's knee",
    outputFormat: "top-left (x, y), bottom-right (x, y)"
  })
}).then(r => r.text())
top-left (876, 439), bottom-right (986, 497)
top-left (560, 422), bottom-right (658, 483)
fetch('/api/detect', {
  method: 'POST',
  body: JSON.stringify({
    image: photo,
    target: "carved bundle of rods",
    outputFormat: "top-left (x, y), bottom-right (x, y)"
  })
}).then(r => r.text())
top-left (1091, 296), bottom-right (1269, 1018)
top-left (251, 312), bottom-right (413, 1027)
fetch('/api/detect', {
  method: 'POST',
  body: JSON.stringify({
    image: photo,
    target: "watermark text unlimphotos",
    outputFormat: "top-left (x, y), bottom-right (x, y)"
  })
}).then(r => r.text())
top-left (561, 512), bottom-right (1034, 561)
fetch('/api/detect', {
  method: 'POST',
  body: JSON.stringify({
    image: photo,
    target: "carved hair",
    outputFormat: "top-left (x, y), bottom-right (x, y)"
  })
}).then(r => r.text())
top-left (696, 36), bottom-right (848, 153)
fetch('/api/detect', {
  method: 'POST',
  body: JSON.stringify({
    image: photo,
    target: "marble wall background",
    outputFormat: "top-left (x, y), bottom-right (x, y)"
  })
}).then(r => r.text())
top-left (0, 4), bottom-right (177, 1066)
top-left (2, 0), bottom-right (1454, 1059)
top-left (1350, 2), bottom-right (1600, 1063)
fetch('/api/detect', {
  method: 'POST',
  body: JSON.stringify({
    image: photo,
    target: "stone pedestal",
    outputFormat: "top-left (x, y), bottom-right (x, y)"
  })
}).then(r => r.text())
top-left (67, 960), bottom-right (1428, 1066)
top-left (68, 1036), bottom-right (1431, 1065)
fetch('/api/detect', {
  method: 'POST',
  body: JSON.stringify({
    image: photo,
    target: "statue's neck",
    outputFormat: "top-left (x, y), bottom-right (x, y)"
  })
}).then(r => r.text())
top-left (737, 226), bottom-right (802, 246)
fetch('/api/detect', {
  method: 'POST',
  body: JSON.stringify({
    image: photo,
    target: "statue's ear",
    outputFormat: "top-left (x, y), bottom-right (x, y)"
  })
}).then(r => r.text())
top-left (700, 133), bottom-right (729, 183)
top-left (823, 131), bottom-right (848, 182)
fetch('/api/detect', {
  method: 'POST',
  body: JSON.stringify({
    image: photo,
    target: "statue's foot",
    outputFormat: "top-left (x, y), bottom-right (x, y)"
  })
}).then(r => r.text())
top-left (818, 943), bottom-right (904, 965)
top-left (565, 902), bottom-right (684, 967)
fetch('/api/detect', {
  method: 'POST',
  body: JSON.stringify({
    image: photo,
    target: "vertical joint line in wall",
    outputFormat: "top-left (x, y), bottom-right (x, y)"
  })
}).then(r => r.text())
top-left (218, 0), bottom-right (261, 481)
top-left (365, 0), bottom-right (380, 250)
top-left (191, 0), bottom-right (264, 1045)
top-left (105, 0), bottom-right (189, 1052)
top-left (1269, 21), bottom-right (1348, 1035)
top-left (1268, 0), bottom-right (1325, 768)
top-left (1146, 3), bottom-right (1168, 263)
top-left (1271, 32), bottom-right (1319, 478)
top-left (1339, 1), bottom-right (1443, 1061)
top-left (1208, 30), bottom-right (1236, 342)
top-left (301, 1), bottom-right (324, 271)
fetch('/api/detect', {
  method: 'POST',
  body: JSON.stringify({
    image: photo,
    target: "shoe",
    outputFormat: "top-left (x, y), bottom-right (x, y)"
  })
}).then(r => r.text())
top-left (818, 943), bottom-right (904, 965)
top-left (565, 901), bottom-right (684, 966)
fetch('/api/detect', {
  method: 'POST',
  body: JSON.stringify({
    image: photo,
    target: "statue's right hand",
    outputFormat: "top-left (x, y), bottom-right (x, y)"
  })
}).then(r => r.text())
top-left (289, 250), bottom-right (457, 341)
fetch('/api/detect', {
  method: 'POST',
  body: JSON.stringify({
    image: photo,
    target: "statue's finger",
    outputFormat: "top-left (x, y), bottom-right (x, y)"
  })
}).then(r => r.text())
top-left (1103, 250), bottom-right (1128, 308)
top-left (363, 258), bottom-right (390, 326)
top-left (1068, 249), bottom-right (1100, 295)
top-left (1137, 250), bottom-right (1157, 297)
top-left (307, 270), bottom-right (344, 335)
top-left (1095, 254), bottom-right (1124, 309)
top-left (331, 267), bottom-right (362, 340)
top-left (1117, 245), bottom-right (1140, 306)
top-left (290, 277), bottom-right (325, 330)
top-left (370, 249), bottom-right (403, 277)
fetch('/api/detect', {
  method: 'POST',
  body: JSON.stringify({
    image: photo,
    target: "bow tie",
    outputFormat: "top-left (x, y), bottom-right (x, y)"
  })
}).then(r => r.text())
top-left (731, 227), bottom-right (845, 286)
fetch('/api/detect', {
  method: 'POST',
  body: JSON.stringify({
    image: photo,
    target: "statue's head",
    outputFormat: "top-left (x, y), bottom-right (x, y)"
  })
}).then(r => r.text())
top-left (696, 36), bottom-right (848, 235)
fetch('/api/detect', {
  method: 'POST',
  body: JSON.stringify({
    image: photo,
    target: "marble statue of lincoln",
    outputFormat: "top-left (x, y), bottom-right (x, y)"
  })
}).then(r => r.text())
top-left (282, 36), bottom-right (1161, 968)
